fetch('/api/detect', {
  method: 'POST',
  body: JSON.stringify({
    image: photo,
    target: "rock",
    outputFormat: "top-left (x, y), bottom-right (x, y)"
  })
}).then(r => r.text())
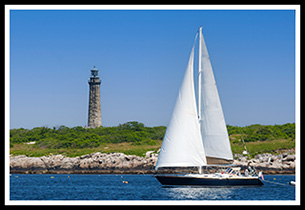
top-left (255, 162), bottom-right (269, 168)
top-left (10, 152), bottom-right (295, 174)
top-left (282, 153), bottom-right (288, 159)
top-left (258, 153), bottom-right (272, 163)
top-left (289, 161), bottom-right (295, 168)
top-left (145, 151), bottom-right (155, 159)
top-left (59, 157), bottom-right (79, 170)
top-left (232, 152), bottom-right (295, 174)
top-left (80, 154), bottom-right (91, 159)
top-left (233, 158), bottom-right (248, 167)
top-left (251, 159), bottom-right (257, 163)
top-left (283, 154), bottom-right (295, 162)
top-left (10, 156), bottom-right (46, 170)
top-left (235, 154), bottom-right (243, 159)
top-left (13, 155), bottom-right (27, 159)
top-left (79, 158), bottom-right (91, 169)
top-left (53, 154), bottom-right (64, 160)
top-left (269, 161), bottom-right (282, 169)
top-left (91, 152), bottom-right (102, 160)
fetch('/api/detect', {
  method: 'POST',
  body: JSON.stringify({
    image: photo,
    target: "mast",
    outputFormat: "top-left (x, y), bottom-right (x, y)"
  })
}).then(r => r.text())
top-left (198, 27), bottom-right (204, 172)
top-left (198, 27), bottom-right (203, 121)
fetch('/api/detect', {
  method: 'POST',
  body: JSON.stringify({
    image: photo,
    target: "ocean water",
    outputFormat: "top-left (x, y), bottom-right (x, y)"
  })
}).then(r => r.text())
top-left (10, 174), bottom-right (295, 201)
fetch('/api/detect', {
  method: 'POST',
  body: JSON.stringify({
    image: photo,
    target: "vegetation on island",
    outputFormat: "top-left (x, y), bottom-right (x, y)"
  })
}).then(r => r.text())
top-left (10, 121), bottom-right (295, 158)
top-left (10, 122), bottom-right (166, 157)
top-left (227, 123), bottom-right (295, 142)
top-left (227, 123), bottom-right (295, 157)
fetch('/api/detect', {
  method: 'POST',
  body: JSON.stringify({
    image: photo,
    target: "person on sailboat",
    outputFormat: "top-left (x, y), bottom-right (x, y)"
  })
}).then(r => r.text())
top-left (245, 169), bottom-right (249, 176)
top-left (247, 163), bottom-right (253, 174)
top-left (247, 161), bottom-right (258, 176)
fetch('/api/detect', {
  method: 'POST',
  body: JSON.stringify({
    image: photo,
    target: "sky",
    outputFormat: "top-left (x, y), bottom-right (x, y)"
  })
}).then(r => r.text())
top-left (9, 8), bottom-right (296, 129)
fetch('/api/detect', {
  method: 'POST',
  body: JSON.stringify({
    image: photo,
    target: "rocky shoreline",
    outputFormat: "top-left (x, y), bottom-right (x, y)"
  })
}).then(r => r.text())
top-left (10, 151), bottom-right (295, 175)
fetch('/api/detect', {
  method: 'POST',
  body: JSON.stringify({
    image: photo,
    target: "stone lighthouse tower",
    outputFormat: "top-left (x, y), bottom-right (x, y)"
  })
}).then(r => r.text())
top-left (88, 66), bottom-right (102, 128)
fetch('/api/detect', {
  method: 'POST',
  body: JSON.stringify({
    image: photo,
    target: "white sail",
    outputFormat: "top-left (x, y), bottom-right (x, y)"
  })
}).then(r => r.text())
top-left (198, 27), bottom-right (233, 163)
top-left (155, 43), bottom-right (207, 170)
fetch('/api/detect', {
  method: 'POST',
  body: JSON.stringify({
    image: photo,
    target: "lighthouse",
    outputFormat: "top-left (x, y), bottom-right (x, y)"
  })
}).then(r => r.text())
top-left (87, 66), bottom-right (102, 128)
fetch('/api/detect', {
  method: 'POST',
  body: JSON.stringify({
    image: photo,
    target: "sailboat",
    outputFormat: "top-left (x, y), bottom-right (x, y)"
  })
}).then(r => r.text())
top-left (154, 28), bottom-right (263, 186)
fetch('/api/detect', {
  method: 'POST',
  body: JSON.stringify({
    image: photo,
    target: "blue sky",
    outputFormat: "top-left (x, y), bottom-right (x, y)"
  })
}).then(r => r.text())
top-left (9, 9), bottom-right (296, 129)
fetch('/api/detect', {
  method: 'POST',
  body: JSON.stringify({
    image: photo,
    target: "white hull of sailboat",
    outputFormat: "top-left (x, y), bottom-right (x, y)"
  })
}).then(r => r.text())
top-left (155, 174), bottom-right (263, 186)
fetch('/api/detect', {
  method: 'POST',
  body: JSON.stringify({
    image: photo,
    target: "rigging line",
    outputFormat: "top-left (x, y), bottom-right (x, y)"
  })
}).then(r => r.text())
top-left (190, 33), bottom-right (198, 56)
top-left (191, 30), bottom-right (198, 54)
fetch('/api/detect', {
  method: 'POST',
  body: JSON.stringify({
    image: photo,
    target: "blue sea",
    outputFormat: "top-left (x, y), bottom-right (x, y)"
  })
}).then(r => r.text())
top-left (10, 174), bottom-right (295, 201)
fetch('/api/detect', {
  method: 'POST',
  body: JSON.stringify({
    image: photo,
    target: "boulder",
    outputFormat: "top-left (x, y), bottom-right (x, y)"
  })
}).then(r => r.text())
top-left (59, 157), bottom-right (79, 170)
top-left (283, 154), bottom-right (295, 162)
top-left (80, 154), bottom-right (91, 159)
top-left (10, 156), bottom-right (46, 170)
top-left (145, 151), bottom-right (155, 159)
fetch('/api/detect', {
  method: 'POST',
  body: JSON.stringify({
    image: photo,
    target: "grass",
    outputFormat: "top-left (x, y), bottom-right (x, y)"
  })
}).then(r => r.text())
top-left (231, 138), bottom-right (295, 158)
top-left (10, 138), bottom-right (295, 158)
top-left (10, 140), bottom-right (163, 157)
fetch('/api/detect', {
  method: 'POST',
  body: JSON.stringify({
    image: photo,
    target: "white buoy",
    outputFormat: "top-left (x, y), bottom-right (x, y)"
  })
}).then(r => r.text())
top-left (289, 181), bottom-right (295, 186)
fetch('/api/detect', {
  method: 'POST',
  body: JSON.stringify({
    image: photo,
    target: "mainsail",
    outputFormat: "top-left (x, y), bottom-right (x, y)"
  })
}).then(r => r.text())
top-left (155, 39), bottom-right (207, 170)
top-left (198, 27), bottom-right (233, 164)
